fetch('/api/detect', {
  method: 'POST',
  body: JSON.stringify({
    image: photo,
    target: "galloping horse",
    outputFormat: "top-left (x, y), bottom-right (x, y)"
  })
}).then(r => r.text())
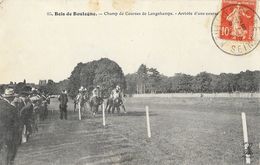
top-left (89, 96), bottom-right (103, 116)
top-left (105, 97), bottom-right (122, 114)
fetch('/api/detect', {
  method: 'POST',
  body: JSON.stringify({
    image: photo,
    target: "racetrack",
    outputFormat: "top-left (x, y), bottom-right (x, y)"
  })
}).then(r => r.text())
top-left (15, 97), bottom-right (260, 165)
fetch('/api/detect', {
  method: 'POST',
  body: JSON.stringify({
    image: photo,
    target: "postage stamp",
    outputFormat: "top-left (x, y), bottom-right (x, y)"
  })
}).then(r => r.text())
top-left (211, 0), bottom-right (260, 55)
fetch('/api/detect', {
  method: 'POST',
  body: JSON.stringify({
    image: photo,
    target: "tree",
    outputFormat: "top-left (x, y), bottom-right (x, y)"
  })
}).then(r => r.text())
top-left (192, 72), bottom-right (212, 93)
top-left (172, 73), bottom-right (193, 92)
top-left (146, 68), bottom-right (161, 93)
top-left (209, 74), bottom-right (221, 93)
top-left (157, 75), bottom-right (172, 93)
top-left (93, 58), bottom-right (126, 97)
top-left (68, 62), bottom-right (84, 97)
top-left (68, 58), bottom-right (126, 98)
top-left (125, 73), bottom-right (138, 95)
top-left (56, 79), bottom-right (69, 93)
top-left (136, 64), bottom-right (148, 94)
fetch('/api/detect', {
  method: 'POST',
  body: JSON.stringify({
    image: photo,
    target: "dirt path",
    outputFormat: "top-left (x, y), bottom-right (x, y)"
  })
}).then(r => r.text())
top-left (15, 110), bottom-right (140, 165)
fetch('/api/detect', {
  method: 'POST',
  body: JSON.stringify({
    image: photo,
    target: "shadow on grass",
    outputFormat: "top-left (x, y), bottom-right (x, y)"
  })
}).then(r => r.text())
top-left (120, 111), bottom-right (157, 117)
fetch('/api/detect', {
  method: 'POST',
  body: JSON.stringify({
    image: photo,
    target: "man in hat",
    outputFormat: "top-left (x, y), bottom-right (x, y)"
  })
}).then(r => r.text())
top-left (1, 88), bottom-right (24, 110)
top-left (0, 91), bottom-right (21, 165)
top-left (58, 89), bottom-right (68, 120)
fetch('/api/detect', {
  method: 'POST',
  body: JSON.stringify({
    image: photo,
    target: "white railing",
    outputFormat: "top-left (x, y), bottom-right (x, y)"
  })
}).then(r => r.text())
top-left (132, 93), bottom-right (260, 98)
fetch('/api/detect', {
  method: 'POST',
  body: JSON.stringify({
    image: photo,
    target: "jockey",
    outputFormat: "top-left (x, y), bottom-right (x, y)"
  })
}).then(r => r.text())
top-left (90, 85), bottom-right (102, 102)
top-left (110, 85), bottom-right (126, 113)
top-left (30, 88), bottom-right (42, 107)
top-left (92, 85), bottom-right (101, 98)
top-left (76, 86), bottom-right (87, 106)
top-left (110, 85), bottom-right (122, 100)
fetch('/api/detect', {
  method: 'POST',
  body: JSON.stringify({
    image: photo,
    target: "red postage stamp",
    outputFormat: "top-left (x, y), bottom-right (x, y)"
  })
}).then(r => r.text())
top-left (211, 0), bottom-right (260, 55)
top-left (220, 0), bottom-right (257, 42)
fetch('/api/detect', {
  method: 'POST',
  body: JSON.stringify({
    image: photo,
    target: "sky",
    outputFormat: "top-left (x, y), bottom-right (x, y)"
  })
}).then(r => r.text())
top-left (0, 0), bottom-right (260, 84)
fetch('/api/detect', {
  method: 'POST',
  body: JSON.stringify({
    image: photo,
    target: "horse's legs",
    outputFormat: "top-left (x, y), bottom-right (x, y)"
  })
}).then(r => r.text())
top-left (94, 106), bottom-right (98, 116)
top-left (112, 106), bottom-right (115, 114)
top-left (33, 112), bottom-right (39, 133)
top-left (45, 104), bottom-right (48, 119)
top-left (74, 103), bottom-right (76, 112)
top-left (92, 107), bottom-right (96, 117)
top-left (105, 102), bottom-right (108, 113)
top-left (117, 107), bottom-right (120, 115)
top-left (107, 105), bottom-right (111, 114)
top-left (121, 104), bottom-right (127, 113)
top-left (21, 125), bottom-right (27, 143)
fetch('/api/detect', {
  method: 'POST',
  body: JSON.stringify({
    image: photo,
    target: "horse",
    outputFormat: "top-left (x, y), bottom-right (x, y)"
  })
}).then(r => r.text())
top-left (0, 100), bottom-right (21, 165)
top-left (75, 93), bottom-right (89, 120)
top-left (19, 103), bottom-right (34, 143)
top-left (89, 96), bottom-right (103, 116)
top-left (105, 97), bottom-right (122, 115)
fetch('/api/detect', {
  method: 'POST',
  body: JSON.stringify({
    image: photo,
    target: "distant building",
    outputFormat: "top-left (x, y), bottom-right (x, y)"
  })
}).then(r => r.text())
top-left (39, 80), bottom-right (47, 86)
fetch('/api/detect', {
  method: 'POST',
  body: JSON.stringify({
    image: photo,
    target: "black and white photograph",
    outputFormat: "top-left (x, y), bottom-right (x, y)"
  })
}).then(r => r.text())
top-left (0, 0), bottom-right (260, 164)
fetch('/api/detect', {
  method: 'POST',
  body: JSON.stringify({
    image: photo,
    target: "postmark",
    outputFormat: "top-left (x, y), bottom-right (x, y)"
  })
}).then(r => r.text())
top-left (211, 0), bottom-right (260, 55)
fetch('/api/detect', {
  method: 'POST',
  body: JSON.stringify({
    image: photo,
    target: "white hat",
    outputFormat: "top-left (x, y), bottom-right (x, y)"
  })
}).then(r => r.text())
top-left (116, 85), bottom-right (120, 89)
top-left (79, 86), bottom-right (84, 92)
top-left (2, 88), bottom-right (17, 98)
top-left (30, 95), bottom-right (40, 103)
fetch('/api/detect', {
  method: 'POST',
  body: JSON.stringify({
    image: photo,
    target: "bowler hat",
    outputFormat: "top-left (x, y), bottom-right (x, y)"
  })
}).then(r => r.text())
top-left (2, 88), bottom-right (18, 98)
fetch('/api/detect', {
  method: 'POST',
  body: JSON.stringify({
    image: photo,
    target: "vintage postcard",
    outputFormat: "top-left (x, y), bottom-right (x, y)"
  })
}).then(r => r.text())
top-left (0, 0), bottom-right (259, 165)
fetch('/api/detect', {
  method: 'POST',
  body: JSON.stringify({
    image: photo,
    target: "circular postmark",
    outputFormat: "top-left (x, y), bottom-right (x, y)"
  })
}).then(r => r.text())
top-left (211, 4), bottom-right (260, 56)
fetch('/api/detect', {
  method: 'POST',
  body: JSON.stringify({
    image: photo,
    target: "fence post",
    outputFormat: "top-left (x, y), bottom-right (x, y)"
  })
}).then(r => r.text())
top-left (241, 112), bottom-right (250, 164)
top-left (102, 102), bottom-right (106, 126)
top-left (79, 104), bottom-right (81, 120)
top-left (146, 106), bottom-right (151, 138)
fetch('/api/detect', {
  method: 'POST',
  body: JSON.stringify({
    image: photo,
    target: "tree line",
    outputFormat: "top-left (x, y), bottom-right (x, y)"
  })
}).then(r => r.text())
top-left (2, 61), bottom-right (259, 96)
top-left (125, 64), bottom-right (260, 94)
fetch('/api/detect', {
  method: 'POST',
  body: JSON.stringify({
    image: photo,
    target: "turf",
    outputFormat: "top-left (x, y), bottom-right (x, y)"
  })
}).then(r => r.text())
top-left (14, 97), bottom-right (260, 165)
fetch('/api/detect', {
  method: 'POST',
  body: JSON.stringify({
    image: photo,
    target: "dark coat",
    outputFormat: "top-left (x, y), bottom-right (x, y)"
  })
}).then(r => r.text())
top-left (58, 94), bottom-right (68, 109)
top-left (0, 99), bottom-right (21, 165)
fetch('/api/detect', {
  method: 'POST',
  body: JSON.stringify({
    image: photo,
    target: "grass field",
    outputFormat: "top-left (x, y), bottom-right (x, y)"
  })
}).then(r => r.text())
top-left (15, 97), bottom-right (260, 165)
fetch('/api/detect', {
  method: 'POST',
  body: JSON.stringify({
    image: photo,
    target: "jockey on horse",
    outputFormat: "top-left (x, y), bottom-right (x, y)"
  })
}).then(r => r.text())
top-left (75, 86), bottom-right (87, 120)
top-left (106, 85), bottom-right (126, 114)
top-left (89, 85), bottom-right (103, 116)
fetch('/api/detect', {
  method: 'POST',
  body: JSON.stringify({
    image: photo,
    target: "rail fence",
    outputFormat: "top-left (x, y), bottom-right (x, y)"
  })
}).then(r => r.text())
top-left (132, 93), bottom-right (260, 98)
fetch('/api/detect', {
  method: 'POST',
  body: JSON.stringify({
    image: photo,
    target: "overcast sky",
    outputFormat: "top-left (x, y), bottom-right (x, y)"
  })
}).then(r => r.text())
top-left (0, 0), bottom-right (260, 84)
